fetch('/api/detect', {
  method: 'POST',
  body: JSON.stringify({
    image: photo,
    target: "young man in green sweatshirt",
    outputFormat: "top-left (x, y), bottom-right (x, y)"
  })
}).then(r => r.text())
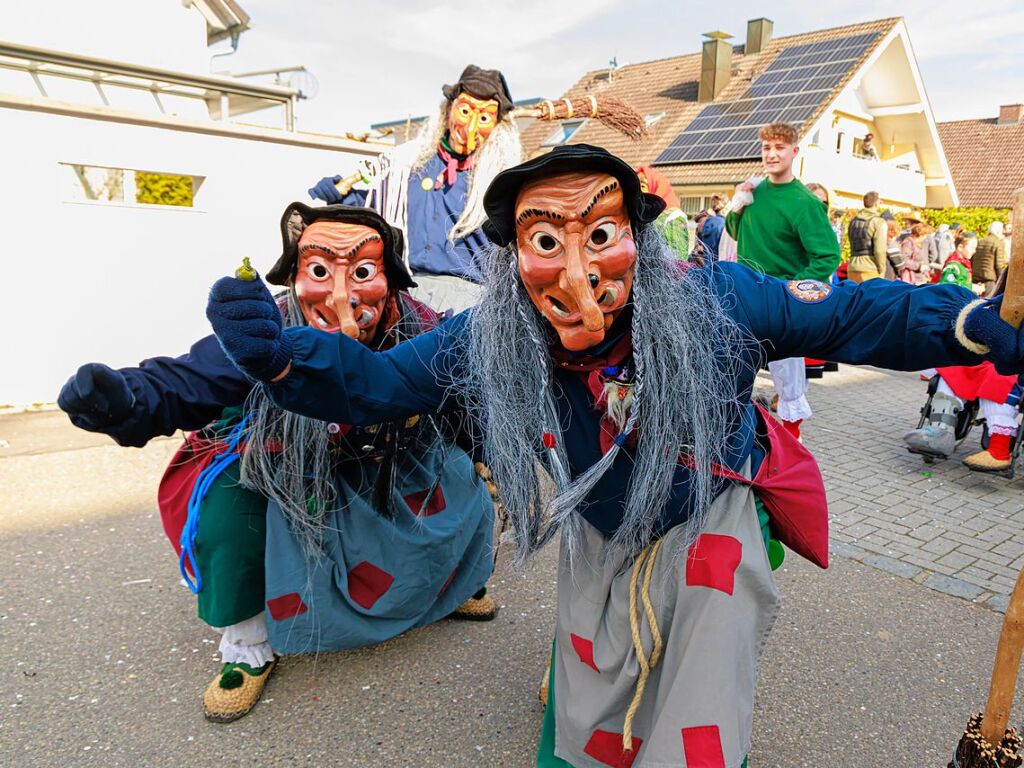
top-left (725, 122), bottom-right (841, 440)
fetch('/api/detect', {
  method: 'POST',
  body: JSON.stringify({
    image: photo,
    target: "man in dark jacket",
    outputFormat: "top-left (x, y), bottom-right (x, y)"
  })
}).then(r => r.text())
top-left (846, 191), bottom-right (887, 282)
top-left (974, 221), bottom-right (1007, 296)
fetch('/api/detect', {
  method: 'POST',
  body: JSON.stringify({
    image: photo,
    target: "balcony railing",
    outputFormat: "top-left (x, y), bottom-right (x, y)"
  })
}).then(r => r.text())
top-left (801, 144), bottom-right (926, 207)
top-left (0, 39), bottom-right (299, 129)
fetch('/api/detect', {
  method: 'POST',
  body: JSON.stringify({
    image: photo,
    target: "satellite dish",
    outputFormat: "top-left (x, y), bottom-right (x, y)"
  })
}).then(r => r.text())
top-left (287, 69), bottom-right (319, 101)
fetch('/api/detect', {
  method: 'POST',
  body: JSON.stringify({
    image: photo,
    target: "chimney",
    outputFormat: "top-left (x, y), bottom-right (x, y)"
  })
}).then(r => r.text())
top-left (699, 31), bottom-right (733, 103)
top-left (998, 104), bottom-right (1023, 125)
top-left (746, 18), bottom-right (774, 55)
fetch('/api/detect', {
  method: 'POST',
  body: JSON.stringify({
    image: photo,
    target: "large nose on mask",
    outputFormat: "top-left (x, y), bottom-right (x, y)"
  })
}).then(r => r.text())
top-left (561, 233), bottom-right (605, 332)
top-left (328, 277), bottom-right (360, 339)
top-left (464, 113), bottom-right (480, 154)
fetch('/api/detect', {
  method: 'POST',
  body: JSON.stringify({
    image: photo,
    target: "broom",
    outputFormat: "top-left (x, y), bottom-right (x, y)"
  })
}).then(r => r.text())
top-left (511, 94), bottom-right (649, 142)
top-left (334, 94), bottom-right (649, 194)
top-left (951, 188), bottom-right (1024, 768)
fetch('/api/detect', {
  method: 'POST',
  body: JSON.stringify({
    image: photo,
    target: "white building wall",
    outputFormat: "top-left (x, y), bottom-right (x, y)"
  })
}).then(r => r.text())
top-left (1, 107), bottom-right (373, 406)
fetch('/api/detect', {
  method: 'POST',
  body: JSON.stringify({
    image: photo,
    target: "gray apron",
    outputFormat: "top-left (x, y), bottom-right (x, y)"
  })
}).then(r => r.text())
top-left (552, 472), bottom-right (781, 767)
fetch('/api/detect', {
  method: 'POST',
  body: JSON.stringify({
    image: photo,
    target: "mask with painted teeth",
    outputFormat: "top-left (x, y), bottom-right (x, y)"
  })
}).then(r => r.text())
top-left (514, 171), bottom-right (636, 351)
top-left (292, 221), bottom-right (389, 343)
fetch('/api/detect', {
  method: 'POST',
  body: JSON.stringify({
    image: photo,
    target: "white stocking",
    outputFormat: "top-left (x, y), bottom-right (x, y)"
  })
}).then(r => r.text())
top-left (213, 611), bottom-right (275, 668)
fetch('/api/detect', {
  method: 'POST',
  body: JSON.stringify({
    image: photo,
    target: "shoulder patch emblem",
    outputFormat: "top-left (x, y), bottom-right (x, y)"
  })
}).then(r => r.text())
top-left (786, 279), bottom-right (833, 304)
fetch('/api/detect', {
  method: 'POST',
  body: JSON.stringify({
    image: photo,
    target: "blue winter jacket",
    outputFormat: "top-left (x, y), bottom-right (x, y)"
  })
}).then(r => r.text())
top-left (263, 263), bottom-right (986, 540)
top-left (344, 150), bottom-right (491, 281)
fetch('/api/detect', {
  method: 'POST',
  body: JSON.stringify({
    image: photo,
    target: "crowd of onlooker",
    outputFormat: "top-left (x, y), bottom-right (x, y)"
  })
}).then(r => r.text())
top-left (683, 185), bottom-right (1011, 297)
top-left (831, 191), bottom-right (1011, 296)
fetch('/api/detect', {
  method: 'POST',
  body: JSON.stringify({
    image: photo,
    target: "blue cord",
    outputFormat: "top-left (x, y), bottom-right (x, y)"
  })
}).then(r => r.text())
top-left (179, 414), bottom-right (251, 594)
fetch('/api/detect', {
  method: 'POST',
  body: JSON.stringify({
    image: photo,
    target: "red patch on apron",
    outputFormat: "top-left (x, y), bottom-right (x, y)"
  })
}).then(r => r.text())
top-left (570, 633), bottom-right (600, 673)
top-left (681, 724), bottom-right (726, 768)
top-left (438, 567), bottom-right (457, 596)
top-left (583, 729), bottom-right (642, 767)
top-left (266, 592), bottom-right (308, 621)
top-left (347, 561), bottom-right (395, 609)
top-left (404, 484), bottom-right (447, 516)
top-left (685, 534), bottom-right (742, 595)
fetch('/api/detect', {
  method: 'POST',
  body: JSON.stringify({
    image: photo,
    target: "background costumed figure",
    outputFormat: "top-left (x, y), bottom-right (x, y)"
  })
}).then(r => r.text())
top-left (58, 204), bottom-right (498, 723)
top-left (205, 145), bottom-right (1024, 765)
top-left (635, 165), bottom-right (689, 259)
top-left (308, 65), bottom-right (521, 315)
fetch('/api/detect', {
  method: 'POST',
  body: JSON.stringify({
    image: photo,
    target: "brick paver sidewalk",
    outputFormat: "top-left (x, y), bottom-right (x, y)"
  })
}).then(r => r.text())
top-left (757, 364), bottom-right (1024, 612)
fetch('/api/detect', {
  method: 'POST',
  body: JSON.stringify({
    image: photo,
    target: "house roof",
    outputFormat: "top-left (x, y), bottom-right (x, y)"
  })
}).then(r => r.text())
top-left (937, 117), bottom-right (1024, 209)
top-left (519, 18), bottom-right (899, 186)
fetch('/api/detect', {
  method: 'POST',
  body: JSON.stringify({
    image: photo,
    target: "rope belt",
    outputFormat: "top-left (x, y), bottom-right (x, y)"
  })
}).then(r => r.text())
top-left (623, 536), bottom-right (665, 751)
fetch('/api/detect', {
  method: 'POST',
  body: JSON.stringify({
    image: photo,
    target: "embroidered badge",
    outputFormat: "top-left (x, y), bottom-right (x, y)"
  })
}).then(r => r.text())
top-left (786, 279), bottom-right (833, 303)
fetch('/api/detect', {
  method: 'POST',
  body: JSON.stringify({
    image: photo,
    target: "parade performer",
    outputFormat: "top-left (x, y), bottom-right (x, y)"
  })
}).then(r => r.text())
top-left (58, 204), bottom-right (498, 723)
top-left (204, 144), bottom-right (1024, 766)
top-left (635, 165), bottom-right (689, 259)
top-left (308, 65), bottom-right (522, 314)
top-left (938, 230), bottom-right (978, 289)
top-left (726, 122), bottom-right (841, 441)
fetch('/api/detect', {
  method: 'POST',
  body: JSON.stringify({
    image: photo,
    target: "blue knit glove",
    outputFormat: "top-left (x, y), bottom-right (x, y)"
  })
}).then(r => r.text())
top-left (963, 295), bottom-right (1024, 375)
top-left (308, 175), bottom-right (344, 204)
top-left (206, 276), bottom-right (293, 382)
top-left (58, 363), bottom-right (136, 429)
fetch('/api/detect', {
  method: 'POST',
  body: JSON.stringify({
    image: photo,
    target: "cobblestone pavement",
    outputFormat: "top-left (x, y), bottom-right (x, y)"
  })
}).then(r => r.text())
top-left (762, 364), bottom-right (1024, 612)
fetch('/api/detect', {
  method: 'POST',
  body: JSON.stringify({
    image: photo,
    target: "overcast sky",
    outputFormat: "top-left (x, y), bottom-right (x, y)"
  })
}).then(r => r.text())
top-left (217, 0), bottom-right (1024, 134)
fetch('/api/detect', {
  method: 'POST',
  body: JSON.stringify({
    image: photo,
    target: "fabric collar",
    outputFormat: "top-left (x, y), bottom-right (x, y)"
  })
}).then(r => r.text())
top-left (436, 135), bottom-right (476, 188)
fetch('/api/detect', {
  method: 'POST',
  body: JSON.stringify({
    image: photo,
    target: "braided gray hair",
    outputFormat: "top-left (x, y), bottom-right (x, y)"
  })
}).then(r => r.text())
top-left (455, 226), bottom-right (756, 565)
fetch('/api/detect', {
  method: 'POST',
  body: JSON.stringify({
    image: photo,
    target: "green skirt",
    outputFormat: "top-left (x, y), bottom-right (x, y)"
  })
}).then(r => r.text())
top-left (193, 461), bottom-right (267, 628)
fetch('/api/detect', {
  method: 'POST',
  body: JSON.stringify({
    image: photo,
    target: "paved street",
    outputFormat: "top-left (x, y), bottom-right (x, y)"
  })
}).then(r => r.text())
top-left (788, 365), bottom-right (1024, 612)
top-left (2, 365), bottom-right (1023, 767)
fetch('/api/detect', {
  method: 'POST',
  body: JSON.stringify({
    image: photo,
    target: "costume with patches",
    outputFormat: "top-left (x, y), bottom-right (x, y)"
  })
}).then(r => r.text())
top-left (58, 204), bottom-right (496, 723)
top-left (207, 146), bottom-right (1024, 766)
top-left (309, 65), bottom-right (521, 314)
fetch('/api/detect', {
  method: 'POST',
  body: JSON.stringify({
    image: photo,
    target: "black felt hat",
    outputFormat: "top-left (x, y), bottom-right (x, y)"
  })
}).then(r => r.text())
top-left (482, 144), bottom-right (666, 247)
top-left (267, 203), bottom-right (414, 290)
top-left (441, 65), bottom-right (514, 117)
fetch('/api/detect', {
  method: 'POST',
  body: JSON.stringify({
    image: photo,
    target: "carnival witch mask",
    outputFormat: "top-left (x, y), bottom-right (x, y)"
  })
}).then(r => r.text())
top-left (482, 144), bottom-right (666, 352)
top-left (267, 203), bottom-right (415, 344)
top-left (515, 172), bottom-right (636, 351)
top-left (440, 65), bottom-right (513, 156)
top-left (447, 92), bottom-right (500, 155)
top-left (293, 222), bottom-right (389, 342)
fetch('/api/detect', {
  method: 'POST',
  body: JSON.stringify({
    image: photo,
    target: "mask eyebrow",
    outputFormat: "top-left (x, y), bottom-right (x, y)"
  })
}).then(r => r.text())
top-left (515, 208), bottom-right (566, 227)
top-left (581, 181), bottom-right (620, 220)
top-left (344, 235), bottom-right (382, 259)
top-left (298, 243), bottom-right (340, 259)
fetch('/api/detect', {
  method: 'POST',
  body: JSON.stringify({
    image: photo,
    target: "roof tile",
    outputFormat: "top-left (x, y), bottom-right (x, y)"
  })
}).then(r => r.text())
top-left (937, 118), bottom-right (1024, 208)
top-left (520, 18), bottom-right (900, 186)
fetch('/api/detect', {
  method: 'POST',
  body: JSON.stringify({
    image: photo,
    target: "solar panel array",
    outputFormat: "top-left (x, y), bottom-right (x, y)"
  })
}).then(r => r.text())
top-left (653, 32), bottom-right (879, 165)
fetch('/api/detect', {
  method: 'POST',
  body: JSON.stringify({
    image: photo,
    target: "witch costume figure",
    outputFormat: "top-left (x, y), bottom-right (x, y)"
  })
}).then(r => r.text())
top-left (308, 65), bottom-right (522, 315)
top-left (58, 204), bottom-right (497, 723)
top-left (206, 145), bottom-right (1024, 766)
